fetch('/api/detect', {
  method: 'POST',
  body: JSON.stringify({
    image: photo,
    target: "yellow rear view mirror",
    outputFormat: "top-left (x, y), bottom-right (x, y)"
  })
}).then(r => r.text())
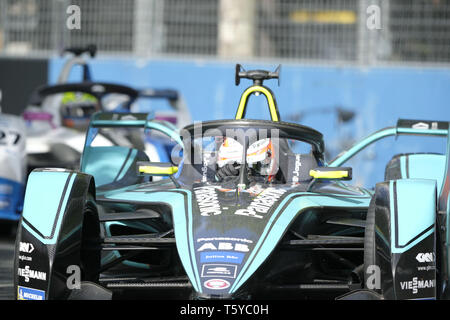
top-left (137, 162), bottom-right (178, 176)
top-left (309, 167), bottom-right (352, 180)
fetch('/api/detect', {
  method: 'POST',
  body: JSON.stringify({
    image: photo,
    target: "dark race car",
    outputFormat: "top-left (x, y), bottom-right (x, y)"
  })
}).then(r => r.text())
top-left (12, 65), bottom-right (446, 300)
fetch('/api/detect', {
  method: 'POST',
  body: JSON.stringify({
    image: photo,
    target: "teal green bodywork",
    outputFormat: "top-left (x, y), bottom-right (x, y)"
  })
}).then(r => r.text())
top-left (103, 188), bottom-right (202, 293)
top-left (390, 179), bottom-right (436, 254)
top-left (101, 182), bottom-right (371, 295)
top-left (82, 146), bottom-right (138, 187)
top-left (331, 121), bottom-right (450, 274)
top-left (229, 191), bottom-right (371, 293)
top-left (330, 126), bottom-right (448, 167)
top-left (22, 171), bottom-right (76, 245)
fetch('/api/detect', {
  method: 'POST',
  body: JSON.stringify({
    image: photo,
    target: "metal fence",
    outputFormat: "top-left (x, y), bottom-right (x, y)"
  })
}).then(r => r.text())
top-left (0, 0), bottom-right (450, 65)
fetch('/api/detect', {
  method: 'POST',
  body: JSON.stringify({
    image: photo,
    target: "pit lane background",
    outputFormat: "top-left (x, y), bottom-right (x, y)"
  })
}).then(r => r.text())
top-left (1, 56), bottom-right (450, 188)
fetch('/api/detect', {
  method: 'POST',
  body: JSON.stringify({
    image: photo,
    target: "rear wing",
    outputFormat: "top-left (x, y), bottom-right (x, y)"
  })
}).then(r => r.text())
top-left (331, 119), bottom-right (450, 220)
top-left (330, 119), bottom-right (449, 167)
top-left (396, 119), bottom-right (449, 131)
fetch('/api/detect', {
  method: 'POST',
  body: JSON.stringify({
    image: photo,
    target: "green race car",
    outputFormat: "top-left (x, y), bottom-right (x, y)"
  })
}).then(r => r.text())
top-left (13, 65), bottom-right (446, 300)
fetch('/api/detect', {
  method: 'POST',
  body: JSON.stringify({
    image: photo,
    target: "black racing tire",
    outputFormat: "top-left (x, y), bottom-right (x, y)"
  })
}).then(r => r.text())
top-left (80, 194), bottom-right (101, 283)
top-left (363, 196), bottom-right (376, 289)
top-left (12, 217), bottom-right (23, 299)
top-left (0, 222), bottom-right (15, 237)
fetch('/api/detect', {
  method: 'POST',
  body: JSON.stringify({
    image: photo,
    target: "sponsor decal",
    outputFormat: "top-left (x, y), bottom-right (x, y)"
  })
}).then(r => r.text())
top-left (19, 255), bottom-right (32, 262)
top-left (197, 237), bottom-right (253, 244)
top-left (410, 121), bottom-right (438, 130)
top-left (18, 266), bottom-right (47, 282)
top-left (194, 186), bottom-right (222, 216)
top-left (412, 122), bottom-right (430, 130)
top-left (0, 129), bottom-right (21, 146)
top-left (18, 286), bottom-right (45, 300)
top-left (234, 187), bottom-right (287, 219)
top-left (400, 277), bottom-right (435, 294)
top-left (19, 242), bottom-right (34, 254)
top-left (201, 264), bottom-right (237, 278)
top-left (204, 278), bottom-right (230, 290)
top-left (197, 241), bottom-right (250, 253)
top-left (292, 154), bottom-right (302, 184)
top-left (200, 251), bottom-right (245, 264)
top-left (416, 252), bottom-right (435, 263)
top-left (120, 114), bottom-right (137, 121)
top-left (417, 265), bottom-right (436, 272)
top-left (201, 153), bottom-right (213, 183)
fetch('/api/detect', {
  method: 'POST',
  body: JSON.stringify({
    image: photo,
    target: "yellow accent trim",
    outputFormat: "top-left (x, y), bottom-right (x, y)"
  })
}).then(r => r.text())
top-left (61, 91), bottom-right (97, 104)
top-left (236, 86), bottom-right (279, 122)
top-left (309, 169), bottom-right (349, 179)
top-left (139, 165), bottom-right (178, 175)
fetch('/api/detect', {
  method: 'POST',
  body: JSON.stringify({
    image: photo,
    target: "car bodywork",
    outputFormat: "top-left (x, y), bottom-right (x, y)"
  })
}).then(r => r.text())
top-left (12, 66), bottom-right (448, 300)
top-left (23, 82), bottom-right (186, 171)
top-left (0, 113), bottom-right (26, 222)
top-left (330, 119), bottom-right (449, 300)
top-left (23, 44), bottom-right (191, 172)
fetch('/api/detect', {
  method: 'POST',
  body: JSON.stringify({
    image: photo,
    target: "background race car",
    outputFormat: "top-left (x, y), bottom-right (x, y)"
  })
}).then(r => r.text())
top-left (0, 113), bottom-right (26, 226)
top-left (23, 82), bottom-right (188, 172)
top-left (22, 45), bottom-right (191, 173)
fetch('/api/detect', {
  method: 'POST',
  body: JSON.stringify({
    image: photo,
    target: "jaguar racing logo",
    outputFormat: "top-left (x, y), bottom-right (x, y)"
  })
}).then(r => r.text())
top-left (292, 154), bottom-right (302, 184)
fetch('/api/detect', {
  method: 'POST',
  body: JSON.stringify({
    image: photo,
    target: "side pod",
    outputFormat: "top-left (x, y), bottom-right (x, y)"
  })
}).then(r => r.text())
top-left (366, 179), bottom-right (437, 300)
top-left (14, 169), bottom-right (100, 300)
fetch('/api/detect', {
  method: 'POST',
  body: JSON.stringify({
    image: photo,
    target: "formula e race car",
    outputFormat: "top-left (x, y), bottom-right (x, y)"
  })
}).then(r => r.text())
top-left (13, 65), bottom-right (447, 300)
top-left (0, 113), bottom-right (26, 225)
top-left (23, 44), bottom-right (191, 172)
top-left (23, 81), bottom-right (188, 172)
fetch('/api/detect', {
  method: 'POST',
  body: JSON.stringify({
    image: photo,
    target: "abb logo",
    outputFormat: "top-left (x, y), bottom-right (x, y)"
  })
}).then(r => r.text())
top-left (197, 242), bottom-right (249, 252)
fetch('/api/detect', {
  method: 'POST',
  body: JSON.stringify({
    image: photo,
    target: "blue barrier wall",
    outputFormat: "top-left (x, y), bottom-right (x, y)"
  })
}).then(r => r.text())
top-left (49, 57), bottom-right (450, 187)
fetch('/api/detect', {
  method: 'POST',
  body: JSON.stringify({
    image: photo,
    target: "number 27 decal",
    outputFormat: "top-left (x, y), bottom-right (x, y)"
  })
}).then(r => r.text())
top-left (0, 130), bottom-right (21, 145)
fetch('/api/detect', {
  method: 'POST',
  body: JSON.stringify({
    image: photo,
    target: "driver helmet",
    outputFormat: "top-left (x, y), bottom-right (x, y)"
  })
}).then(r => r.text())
top-left (217, 137), bottom-right (277, 179)
top-left (60, 92), bottom-right (99, 130)
top-left (217, 137), bottom-right (243, 167)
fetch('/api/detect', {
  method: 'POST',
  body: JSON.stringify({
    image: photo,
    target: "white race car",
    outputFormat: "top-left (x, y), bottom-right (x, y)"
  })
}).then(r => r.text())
top-left (23, 45), bottom-right (191, 172)
top-left (0, 113), bottom-right (26, 224)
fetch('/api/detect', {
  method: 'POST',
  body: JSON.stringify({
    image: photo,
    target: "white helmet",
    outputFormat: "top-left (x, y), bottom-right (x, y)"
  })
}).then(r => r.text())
top-left (217, 137), bottom-right (277, 178)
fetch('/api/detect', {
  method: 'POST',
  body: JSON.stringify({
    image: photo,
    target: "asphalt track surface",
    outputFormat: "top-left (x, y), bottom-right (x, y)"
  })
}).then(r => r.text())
top-left (0, 233), bottom-right (15, 300)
